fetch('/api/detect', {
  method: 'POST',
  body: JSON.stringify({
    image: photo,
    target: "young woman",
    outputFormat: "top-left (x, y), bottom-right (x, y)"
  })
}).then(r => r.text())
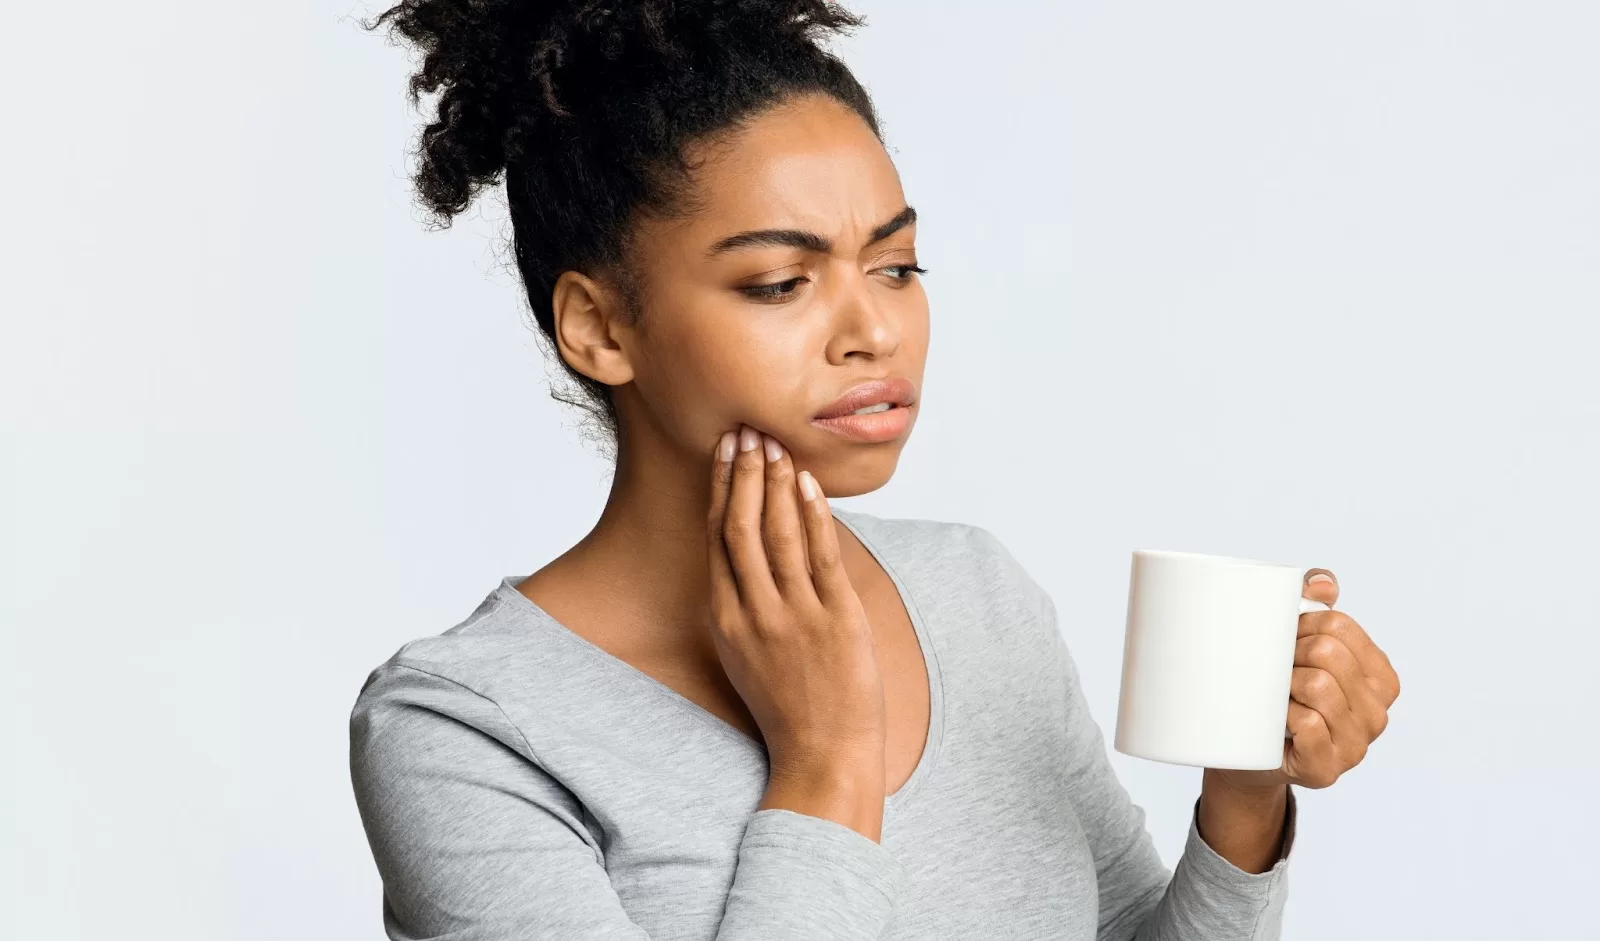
top-left (349, 2), bottom-right (1401, 939)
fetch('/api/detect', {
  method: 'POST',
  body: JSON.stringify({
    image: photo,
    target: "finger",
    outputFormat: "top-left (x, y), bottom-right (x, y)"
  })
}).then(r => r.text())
top-left (705, 431), bottom-right (741, 618)
top-left (1283, 701), bottom-right (1338, 788)
top-left (1367, 643), bottom-right (1401, 707)
top-left (796, 469), bottom-right (851, 609)
top-left (1290, 666), bottom-right (1360, 755)
top-left (1297, 610), bottom-right (1399, 705)
top-left (760, 435), bottom-right (815, 601)
top-left (1296, 633), bottom-right (1388, 740)
top-left (1323, 616), bottom-right (1401, 707)
top-left (1303, 568), bottom-right (1339, 607)
top-left (722, 425), bottom-right (782, 613)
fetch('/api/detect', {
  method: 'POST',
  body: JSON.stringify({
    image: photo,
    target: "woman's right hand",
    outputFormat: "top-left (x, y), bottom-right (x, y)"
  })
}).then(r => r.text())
top-left (706, 424), bottom-right (888, 840)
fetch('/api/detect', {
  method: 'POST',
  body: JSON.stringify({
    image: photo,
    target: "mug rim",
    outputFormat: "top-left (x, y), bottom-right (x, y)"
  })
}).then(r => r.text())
top-left (1132, 548), bottom-right (1300, 570)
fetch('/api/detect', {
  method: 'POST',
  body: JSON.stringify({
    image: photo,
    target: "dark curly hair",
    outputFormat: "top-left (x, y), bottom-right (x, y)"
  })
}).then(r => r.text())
top-left (363, 0), bottom-right (883, 450)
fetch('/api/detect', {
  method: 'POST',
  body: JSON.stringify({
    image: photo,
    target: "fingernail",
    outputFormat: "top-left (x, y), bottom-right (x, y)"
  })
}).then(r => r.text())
top-left (738, 427), bottom-right (759, 452)
top-left (1308, 573), bottom-right (1334, 585)
top-left (718, 432), bottom-right (735, 462)
top-left (797, 470), bottom-right (818, 500)
top-left (763, 435), bottom-right (783, 462)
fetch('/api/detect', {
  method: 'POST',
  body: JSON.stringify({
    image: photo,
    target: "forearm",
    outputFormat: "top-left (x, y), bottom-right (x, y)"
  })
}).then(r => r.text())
top-left (1196, 769), bottom-right (1290, 874)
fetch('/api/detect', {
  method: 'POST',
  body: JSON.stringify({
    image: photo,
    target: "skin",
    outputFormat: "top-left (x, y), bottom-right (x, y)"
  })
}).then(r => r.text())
top-left (516, 91), bottom-right (1402, 871)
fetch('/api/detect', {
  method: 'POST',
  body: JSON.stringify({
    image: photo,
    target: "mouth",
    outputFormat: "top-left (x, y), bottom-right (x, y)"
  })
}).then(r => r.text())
top-left (813, 377), bottom-right (917, 419)
top-left (811, 377), bottom-right (917, 443)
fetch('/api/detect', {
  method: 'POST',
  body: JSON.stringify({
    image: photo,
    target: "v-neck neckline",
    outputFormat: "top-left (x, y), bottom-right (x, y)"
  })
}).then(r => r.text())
top-left (496, 505), bottom-right (946, 817)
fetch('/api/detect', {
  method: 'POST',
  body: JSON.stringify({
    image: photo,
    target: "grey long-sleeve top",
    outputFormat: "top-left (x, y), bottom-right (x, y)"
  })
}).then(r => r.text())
top-left (349, 507), bottom-right (1296, 940)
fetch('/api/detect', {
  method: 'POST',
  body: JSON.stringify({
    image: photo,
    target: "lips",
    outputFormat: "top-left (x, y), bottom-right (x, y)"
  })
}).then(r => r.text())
top-left (813, 377), bottom-right (918, 420)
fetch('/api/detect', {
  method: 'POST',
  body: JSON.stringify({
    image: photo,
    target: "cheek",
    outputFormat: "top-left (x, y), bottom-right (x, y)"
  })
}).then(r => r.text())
top-left (637, 308), bottom-right (813, 430)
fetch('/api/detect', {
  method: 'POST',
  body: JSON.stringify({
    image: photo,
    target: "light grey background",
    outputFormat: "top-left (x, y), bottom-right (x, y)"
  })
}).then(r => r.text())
top-left (4, 1), bottom-right (1596, 938)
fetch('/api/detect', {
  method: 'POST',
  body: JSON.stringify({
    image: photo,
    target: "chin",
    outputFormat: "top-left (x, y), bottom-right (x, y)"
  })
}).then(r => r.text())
top-left (803, 443), bottom-right (906, 499)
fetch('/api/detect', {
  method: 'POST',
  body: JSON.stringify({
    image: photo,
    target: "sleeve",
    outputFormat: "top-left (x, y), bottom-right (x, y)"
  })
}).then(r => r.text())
top-left (1035, 590), bottom-right (1297, 941)
top-left (348, 662), bottom-right (905, 941)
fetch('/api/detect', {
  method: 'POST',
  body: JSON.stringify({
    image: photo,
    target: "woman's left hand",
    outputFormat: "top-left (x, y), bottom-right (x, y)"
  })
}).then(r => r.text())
top-left (1213, 568), bottom-right (1402, 793)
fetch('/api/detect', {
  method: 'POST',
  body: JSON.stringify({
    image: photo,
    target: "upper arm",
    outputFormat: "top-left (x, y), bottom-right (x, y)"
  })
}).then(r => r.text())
top-left (349, 663), bottom-right (651, 941)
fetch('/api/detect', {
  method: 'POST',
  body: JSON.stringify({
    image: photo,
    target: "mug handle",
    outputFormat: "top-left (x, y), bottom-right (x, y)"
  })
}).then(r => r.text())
top-left (1284, 596), bottom-right (1333, 737)
top-left (1299, 597), bottom-right (1331, 615)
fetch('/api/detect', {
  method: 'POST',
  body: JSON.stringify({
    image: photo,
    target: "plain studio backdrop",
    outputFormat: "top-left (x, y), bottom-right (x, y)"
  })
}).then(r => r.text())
top-left (3, 1), bottom-right (1596, 937)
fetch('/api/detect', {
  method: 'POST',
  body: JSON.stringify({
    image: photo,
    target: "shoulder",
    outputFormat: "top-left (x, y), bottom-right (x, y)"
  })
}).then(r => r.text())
top-left (346, 585), bottom-right (596, 834)
top-left (347, 581), bottom-right (559, 756)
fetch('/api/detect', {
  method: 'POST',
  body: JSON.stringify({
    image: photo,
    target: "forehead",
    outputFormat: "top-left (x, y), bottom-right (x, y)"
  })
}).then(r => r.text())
top-left (669, 93), bottom-right (908, 246)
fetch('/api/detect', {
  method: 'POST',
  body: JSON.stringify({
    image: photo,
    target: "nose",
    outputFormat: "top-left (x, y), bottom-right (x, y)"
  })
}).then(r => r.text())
top-left (823, 273), bottom-right (901, 365)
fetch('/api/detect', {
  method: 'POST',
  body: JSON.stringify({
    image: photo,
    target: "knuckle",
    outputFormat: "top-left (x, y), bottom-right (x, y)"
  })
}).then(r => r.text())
top-left (1303, 668), bottom-right (1337, 699)
top-left (765, 523), bottom-right (800, 552)
top-left (1307, 634), bottom-right (1343, 665)
top-left (748, 604), bottom-right (791, 635)
top-left (729, 462), bottom-right (758, 488)
top-left (1326, 612), bottom-right (1361, 641)
top-left (723, 517), bottom-right (758, 547)
top-left (765, 460), bottom-right (794, 486)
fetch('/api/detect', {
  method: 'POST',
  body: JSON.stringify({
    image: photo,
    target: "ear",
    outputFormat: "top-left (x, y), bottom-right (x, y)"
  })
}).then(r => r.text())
top-left (550, 269), bottom-right (637, 388)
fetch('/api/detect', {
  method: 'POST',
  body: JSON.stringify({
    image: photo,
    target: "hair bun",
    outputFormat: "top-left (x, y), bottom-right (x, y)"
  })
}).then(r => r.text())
top-left (368, 0), bottom-right (570, 222)
top-left (369, 1), bottom-right (864, 224)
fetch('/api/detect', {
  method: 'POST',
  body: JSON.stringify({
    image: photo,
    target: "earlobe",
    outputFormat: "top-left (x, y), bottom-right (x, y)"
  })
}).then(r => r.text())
top-left (551, 270), bottom-right (636, 386)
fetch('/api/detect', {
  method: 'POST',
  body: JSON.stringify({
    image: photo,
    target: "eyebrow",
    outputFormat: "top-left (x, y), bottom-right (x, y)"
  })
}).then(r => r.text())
top-left (705, 205), bottom-right (918, 257)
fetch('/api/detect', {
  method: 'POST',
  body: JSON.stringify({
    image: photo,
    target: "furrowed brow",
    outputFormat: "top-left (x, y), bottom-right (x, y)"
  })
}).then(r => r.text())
top-left (704, 205), bottom-right (917, 258)
top-left (868, 205), bottom-right (917, 244)
top-left (706, 229), bottom-right (831, 256)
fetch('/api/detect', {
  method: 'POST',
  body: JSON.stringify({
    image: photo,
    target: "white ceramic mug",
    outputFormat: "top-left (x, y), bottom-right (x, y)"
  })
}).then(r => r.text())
top-left (1113, 549), bottom-right (1331, 770)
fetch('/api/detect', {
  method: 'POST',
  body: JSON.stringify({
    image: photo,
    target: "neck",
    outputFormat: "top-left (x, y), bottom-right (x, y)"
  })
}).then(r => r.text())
top-left (568, 426), bottom-right (718, 630)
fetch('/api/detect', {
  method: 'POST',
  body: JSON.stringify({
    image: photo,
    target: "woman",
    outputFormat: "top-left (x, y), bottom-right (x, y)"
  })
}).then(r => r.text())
top-left (349, 2), bottom-right (1401, 939)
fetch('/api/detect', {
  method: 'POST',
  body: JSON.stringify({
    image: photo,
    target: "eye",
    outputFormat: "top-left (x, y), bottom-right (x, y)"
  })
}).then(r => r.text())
top-left (879, 263), bottom-right (928, 284)
top-left (740, 277), bottom-right (807, 301)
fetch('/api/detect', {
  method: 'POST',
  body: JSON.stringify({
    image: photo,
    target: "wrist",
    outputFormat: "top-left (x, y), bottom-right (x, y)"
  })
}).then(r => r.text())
top-left (1203, 767), bottom-right (1289, 804)
top-left (767, 736), bottom-right (883, 780)
top-left (761, 758), bottom-right (886, 842)
top-left (1197, 770), bottom-right (1290, 874)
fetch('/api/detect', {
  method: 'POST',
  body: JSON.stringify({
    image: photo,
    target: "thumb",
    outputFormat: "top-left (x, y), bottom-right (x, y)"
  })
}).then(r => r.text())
top-left (1303, 568), bottom-right (1339, 607)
